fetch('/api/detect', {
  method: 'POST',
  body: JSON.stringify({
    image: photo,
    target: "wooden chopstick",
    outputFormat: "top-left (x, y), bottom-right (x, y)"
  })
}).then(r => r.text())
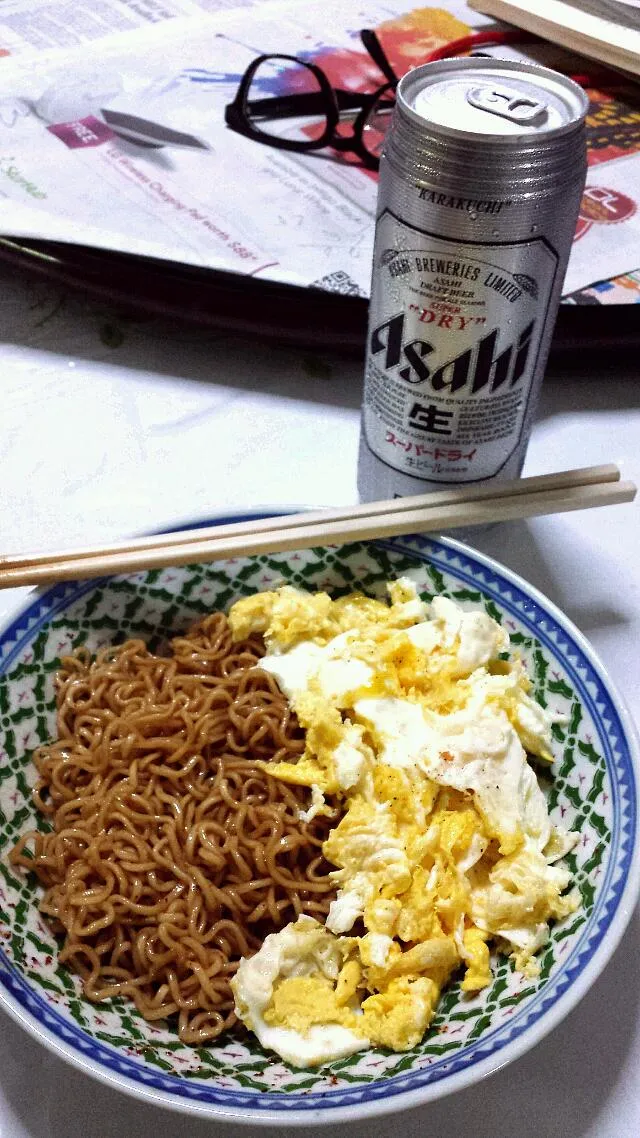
top-left (0, 467), bottom-right (634, 590)
top-left (0, 463), bottom-right (623, 570)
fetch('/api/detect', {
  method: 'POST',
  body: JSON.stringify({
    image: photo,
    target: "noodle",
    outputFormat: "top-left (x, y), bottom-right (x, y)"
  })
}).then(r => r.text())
top-left (10, 613), bottom-right (339, 1045)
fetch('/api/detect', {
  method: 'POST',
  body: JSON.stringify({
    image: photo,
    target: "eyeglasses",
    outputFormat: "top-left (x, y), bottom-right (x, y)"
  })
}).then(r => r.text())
top-left (224, 29), bottom-right (603, 172)
top-left (224, 29), bottom-right (398, 171)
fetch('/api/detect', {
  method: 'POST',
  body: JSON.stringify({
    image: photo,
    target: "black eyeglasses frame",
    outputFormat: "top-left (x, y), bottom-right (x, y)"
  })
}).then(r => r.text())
top-left (224, 29), bottom-right (398, 172)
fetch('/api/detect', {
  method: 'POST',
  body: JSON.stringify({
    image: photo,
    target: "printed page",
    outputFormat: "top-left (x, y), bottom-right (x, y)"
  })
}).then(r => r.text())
top-left (0, 0), bottom-right (276, 58)
top-left (195, 0), bottom-right (270, 9)
top-left (0, 0), bottom-right (204, 56)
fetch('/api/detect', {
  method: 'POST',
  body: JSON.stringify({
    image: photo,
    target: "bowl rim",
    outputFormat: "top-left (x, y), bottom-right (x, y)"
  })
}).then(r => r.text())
top-left (0, 520), bottom-right (638, 1126)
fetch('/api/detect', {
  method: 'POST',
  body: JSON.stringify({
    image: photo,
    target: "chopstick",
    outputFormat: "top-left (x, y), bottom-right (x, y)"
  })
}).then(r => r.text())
top-left (0, 463), bottom-right (623, 567)
top-left (1, 461), bottom-right (622, 571)
top-left (0, 464), bottom-right (634, 590)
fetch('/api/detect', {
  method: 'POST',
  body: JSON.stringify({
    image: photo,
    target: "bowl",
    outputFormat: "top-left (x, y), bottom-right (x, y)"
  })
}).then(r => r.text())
top-left (0, 527), bottom-right (638, 1126)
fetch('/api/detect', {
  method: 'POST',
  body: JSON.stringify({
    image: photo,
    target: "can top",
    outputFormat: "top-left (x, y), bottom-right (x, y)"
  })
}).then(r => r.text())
top-left (399, 57), bottom-right (588, 140)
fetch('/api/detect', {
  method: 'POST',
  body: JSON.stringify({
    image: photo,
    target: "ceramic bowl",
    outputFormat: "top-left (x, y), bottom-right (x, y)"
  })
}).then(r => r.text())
top-left (0, 528), bottom-right (638, 1125)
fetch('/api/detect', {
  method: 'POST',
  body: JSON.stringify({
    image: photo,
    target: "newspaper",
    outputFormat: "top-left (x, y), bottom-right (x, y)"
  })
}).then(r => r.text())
top-left (0, 0), bottom-right (637, 301)
top-left (0, 0), bottom-right (267, 55)
top-left (0, 0), bottom-right (201, 55)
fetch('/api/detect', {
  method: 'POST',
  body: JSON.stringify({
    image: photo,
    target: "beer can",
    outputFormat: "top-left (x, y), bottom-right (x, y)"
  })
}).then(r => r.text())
top-left (358, 58), bottom-right (588, 501)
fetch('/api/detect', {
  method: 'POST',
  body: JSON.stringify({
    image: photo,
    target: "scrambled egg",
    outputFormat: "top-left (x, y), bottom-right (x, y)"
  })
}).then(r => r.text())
top-left (229, 579), bottom-right (578, 1066)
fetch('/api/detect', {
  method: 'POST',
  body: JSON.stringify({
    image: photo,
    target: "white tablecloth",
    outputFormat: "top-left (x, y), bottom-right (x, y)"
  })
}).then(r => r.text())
top-left (1, 266), bottom-right (639, 1138)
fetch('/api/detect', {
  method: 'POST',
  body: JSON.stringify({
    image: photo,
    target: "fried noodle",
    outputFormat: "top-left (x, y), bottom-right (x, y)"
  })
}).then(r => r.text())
top-left (10, 613), bottom-right (338, 1044)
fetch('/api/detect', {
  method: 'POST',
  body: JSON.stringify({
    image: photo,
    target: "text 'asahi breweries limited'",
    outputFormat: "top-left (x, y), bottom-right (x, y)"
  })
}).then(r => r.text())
top-left (358, 59), bottom-right (588, 500)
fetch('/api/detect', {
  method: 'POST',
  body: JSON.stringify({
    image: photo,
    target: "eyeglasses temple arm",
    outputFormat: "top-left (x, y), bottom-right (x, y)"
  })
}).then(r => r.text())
top-left (360, 29), bottom-right (399, 87)
top-left (237, 88), bottom-right (374, 121)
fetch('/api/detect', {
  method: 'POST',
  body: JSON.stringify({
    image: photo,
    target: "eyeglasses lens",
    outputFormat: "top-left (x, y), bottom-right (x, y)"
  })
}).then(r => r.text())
top-left (246, 57), bottom-right (328, 143)
top-left (361, 88), bottom-right (395, 161)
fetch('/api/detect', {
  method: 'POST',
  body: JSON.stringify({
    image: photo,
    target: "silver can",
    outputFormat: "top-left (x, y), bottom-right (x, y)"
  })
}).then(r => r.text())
top-left (358, 58), bottom-right (588, 500)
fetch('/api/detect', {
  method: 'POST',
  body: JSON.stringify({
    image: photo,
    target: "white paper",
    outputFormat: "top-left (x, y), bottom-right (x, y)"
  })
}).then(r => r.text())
top-left (563, 152), bottom-right (640, 294)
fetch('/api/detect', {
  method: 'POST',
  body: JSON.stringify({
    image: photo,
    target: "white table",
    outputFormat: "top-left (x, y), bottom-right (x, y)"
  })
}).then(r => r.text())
top-left (1, 265), bottom-right (639, 1138)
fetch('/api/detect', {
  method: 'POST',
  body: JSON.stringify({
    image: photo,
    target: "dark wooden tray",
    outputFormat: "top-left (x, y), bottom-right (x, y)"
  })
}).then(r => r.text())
top-left (1, 235), bottom-right (637, 361)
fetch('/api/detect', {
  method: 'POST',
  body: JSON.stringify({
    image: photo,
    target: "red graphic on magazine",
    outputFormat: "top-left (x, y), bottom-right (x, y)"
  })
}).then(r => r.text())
top-left (574, 186), bottom-right (637, 241)
top-left (295, 8), bottom-right (470, 181)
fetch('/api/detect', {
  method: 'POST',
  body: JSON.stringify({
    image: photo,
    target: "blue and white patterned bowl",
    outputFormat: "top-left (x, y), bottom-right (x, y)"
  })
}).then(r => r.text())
top-left (0, 530), bottom-right (638, 1126)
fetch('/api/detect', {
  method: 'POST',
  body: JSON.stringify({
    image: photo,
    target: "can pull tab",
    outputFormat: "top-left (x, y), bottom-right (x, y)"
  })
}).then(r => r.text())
top-left (466, 84), bottom-right (548, 126)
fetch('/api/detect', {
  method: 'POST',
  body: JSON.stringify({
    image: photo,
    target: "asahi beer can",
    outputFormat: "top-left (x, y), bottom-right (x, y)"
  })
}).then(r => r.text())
top-left (358, 58), bottom-right (588, 500)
